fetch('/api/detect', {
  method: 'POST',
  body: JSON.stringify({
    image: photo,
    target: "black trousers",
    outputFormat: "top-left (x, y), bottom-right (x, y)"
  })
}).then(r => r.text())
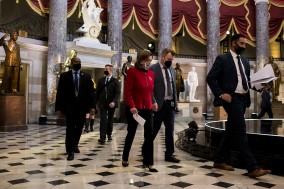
top-left (65, 104), bottom-right (85, 153)
top-left (152, 100), bottom-right (175, 157)
top-left (257, 106), bottom-right (273, 119)
top-left (215, 94), bottom-right (257, 172)
top-left (99, 105), bottom-right (115, 140)
top-left (122, 107), bottom-right (154, 165)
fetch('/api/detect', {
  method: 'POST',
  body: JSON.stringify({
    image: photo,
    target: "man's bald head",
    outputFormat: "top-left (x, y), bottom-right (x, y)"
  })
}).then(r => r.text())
top-left (71, 57), bottom-right (81, 71)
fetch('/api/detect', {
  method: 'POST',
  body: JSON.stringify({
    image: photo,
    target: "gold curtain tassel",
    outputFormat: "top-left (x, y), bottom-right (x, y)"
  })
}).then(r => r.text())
top-left (132, 16), bottom-right (135, 30)
top-left (16, 0), bottom-right (19, 4)
top-left (182, 24), bottom-right (185, 37)
top-left (78, 11), bottom-right (81, 18)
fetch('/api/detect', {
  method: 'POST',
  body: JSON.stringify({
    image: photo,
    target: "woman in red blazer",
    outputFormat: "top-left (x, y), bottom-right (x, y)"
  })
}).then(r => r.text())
top-left (122, 50), bottom-right (158, 172)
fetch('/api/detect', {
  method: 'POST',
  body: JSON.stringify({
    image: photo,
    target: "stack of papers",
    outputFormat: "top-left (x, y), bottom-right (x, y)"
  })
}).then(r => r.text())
top-left (250, 64), bottom-right (277, 90)
top-left (133, 114), bottom-right (146, 126)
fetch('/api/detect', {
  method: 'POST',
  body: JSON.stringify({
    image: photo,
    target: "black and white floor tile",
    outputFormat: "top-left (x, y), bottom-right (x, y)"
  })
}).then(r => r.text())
top-left (0, 120), bottom-right (283, 189)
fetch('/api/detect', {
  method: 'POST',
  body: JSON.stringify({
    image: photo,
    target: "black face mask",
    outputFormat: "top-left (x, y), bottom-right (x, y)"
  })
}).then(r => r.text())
top-left (72, 64), bottom-right (81, 71)
top-left (104, 70), bottom-right (109, 76)
top-left (164, 61), bottom-right (172, 68)
top-left (235, 44), bottom-right (246, 55)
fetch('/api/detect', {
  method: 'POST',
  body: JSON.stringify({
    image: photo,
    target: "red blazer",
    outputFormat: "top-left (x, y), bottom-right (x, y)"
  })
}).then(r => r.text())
top-left (125, 67), bottom-right (155, 110)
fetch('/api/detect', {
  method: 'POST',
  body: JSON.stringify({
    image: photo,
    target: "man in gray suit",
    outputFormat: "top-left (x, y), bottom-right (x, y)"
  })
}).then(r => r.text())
top-left (150, 48), bottom-right (180, 163)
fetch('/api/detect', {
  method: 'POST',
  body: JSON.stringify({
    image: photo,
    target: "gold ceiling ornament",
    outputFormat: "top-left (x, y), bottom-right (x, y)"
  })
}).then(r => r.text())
top-left (16, 0), bottom-right (19, 4)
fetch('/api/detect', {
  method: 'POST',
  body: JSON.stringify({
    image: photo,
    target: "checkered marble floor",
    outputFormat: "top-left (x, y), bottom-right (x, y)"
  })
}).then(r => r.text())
top-left (0, 120), bottom-right (283, 189)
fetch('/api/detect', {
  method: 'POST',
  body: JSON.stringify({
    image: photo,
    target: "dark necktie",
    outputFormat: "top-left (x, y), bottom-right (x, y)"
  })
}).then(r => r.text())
top-left (74, 71), bottom-right (79, 91)
top-left (164, 67), bottom-right (173, 96)
top-left (105, 77), bottom-right (109, 98)
top-left (236, 56), bottom-right (248, 91)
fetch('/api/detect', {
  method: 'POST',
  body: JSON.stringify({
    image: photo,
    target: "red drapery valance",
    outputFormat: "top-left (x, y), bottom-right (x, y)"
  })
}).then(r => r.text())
top-left (172, 0), bottom-right (206, 44)
top-left (26, 0), bottom-right (80, 18)
top-left (24, 0), bottom-right (284, 45)
top-left (121, 0), bottom-right (156, 39)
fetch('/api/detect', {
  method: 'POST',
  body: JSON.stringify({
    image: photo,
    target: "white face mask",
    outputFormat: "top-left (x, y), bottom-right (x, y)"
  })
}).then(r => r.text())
top-left (144, 63), bottom-right (151, 71)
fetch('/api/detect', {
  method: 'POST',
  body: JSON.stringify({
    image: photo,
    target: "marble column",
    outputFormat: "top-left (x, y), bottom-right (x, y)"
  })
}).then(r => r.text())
top-left (206, 0), bottom-right (220, 117)
top-left (255, 0), bottom-right (269, 70)
top-left (46, 0), bottom-right (67, 115)
top-left (158, 0), bottom-right (172, 59)
top-left (108, 0), bottom-right (122, 77)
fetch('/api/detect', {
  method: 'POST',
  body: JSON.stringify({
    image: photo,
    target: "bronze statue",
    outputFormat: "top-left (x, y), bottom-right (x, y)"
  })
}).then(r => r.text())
top-left (265, 56), bottom-right (282, 96)
top-left (122, 56), bottom-right (133, 78)
top-left (64, 49), bottom-right (77, 71)
top-left (175, 63), bottom-right (184, 101)
top-left (0, 32), bottom-right (21, 93)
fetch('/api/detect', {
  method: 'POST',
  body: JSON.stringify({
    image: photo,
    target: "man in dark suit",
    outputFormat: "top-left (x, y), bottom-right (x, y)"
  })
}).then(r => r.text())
top-left (206, 34), bottom-right (271, 178)
top-left (150, 48), bottom-right (180, 163)
top-left (257, 83), bottom-right (273, 119)
top-left (95, 64), bottom-right (120, 144)
top-left (55, 57), bottom-right (95, 161)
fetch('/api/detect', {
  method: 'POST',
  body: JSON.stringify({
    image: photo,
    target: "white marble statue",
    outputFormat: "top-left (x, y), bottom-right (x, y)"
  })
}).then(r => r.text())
top-left (77, 0), bottom-right (103, 38)
top-left (187, 67), bottom-right (200, 102)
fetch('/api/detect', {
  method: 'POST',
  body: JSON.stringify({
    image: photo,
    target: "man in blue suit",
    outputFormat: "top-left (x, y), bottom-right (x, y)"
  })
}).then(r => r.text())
top-left (206, 34), bottom-right (271, 178)
top-left (150, 48), bottom-right (180, 163)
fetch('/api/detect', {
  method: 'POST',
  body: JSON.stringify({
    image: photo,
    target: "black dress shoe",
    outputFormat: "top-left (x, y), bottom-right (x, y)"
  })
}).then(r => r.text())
top-left (84, 128), bottom-right (89, 133)
top-left (143, 164), bottom-right (158, 172)
top-left (74, 147), bottom-right (80, 153)
top-left (165, 156), bottom-right (180, 163)
top-left (122, 160), bottom-right (129, 167)
top-left (67, 152), bottom-right (74, 161)
top-left (98, 138), bottom-right (105, 144)
top-left (108, 135), bottom-right (112, 141)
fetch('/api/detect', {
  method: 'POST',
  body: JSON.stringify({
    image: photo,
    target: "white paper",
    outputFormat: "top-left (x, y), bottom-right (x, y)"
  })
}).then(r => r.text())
top-left (253, 83), bottom-right (264, 90)
top-left (250, 64), bottom-right (277, 86)
top-left (133, 114), bottom-right (146, 126)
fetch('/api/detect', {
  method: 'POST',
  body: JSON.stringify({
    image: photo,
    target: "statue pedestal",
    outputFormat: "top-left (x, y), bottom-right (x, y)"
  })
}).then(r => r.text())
top-left (66, 38), bottom-right (117, 69)
top-left (189, 101), bottom-right (203, 119)
top-left (214, 107), bottom-right (227, 120)
top-left (0, 94), bottom-right (27, 132)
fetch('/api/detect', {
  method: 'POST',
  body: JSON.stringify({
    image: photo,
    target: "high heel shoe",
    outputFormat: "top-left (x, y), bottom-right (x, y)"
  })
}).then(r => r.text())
top-left (122, 160), bottom-right (129, 167)
top-left (145, 165), bottom-right (158, 172)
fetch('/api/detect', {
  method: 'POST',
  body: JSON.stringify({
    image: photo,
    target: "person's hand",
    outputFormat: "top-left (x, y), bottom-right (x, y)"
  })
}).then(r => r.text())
top-left (3, 33), bottom-right (9, 38)
top-left (152, 103), bottom-right (158, 111)
top-left (221, 93), bottom-right (232, 103)
top-left (175, 107), bottom-right (179, 112)
top-left (130, 107), bottom-right (138, 116)
top-left (56, 111), bottom-right (62, 118)
top-left (109, 102), bottom-right (115, 108)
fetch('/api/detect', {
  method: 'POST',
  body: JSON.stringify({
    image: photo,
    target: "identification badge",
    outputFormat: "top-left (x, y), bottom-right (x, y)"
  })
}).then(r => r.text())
top-left (171, 101), bottom-right (175, 108)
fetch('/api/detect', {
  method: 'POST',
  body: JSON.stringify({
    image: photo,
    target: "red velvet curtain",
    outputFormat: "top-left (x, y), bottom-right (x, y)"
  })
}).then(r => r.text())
top-left (172, 0), bottom-right (206, 44)
top-left (220, 0), bottom-right (253, 44)
top-left (24, 0), bottom-right (284, 44)
top-left (269, 1), bottom-right (284, 41)
top-left (122, 0), bottom-right (156, 39)
top-left (97, 0), bottom-right (107, 25)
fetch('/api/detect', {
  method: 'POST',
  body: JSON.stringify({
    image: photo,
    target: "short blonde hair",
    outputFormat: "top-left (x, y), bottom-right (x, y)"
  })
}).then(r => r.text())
top-left (161, 48), bottom-right (176, 57)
